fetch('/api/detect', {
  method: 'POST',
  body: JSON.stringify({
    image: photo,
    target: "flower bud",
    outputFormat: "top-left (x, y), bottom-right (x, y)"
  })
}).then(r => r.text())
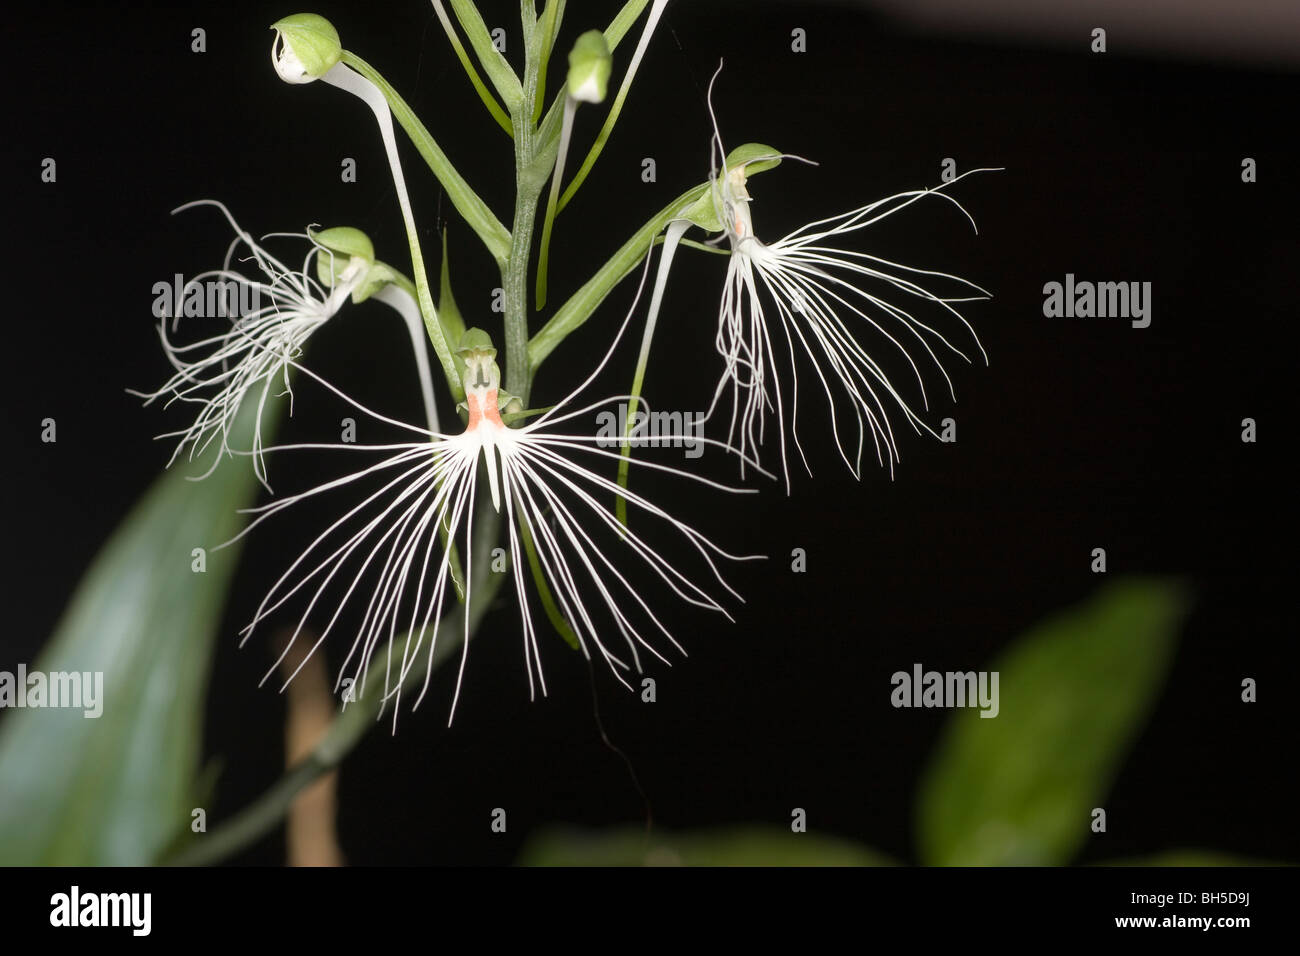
top-left (271, 13), bottom-right (342, 84)
top-left (566, 30), bottom-right (611, 104)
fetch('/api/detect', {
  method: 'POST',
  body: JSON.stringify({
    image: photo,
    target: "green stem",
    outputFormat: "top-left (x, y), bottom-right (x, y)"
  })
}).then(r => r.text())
top-left (503, 16), bottom-right (548, 405)
top-left (530, 0), bottom-right (656, 200)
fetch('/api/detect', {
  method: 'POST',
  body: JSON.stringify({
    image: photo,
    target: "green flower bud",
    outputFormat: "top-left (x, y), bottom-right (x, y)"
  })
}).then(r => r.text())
top-left (566, 30), bottom-right (612, 104)
top-left (271, 13), bottom-right (342, 84)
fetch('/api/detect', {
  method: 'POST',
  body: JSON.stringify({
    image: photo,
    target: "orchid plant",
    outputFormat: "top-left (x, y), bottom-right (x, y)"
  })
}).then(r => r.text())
top-left (141, 2), bottom-right (993, 742)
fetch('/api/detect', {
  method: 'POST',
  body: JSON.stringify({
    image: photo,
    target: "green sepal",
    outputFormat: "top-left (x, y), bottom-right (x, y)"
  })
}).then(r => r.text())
top-left (457, 327), bottom-right (496, 356)
top-left (309, 225), bottom-right (374, 263)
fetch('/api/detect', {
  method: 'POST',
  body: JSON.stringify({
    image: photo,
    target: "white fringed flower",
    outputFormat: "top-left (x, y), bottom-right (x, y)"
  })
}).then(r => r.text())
top-left (132, 201), bottom-right (366, 489)
top-left (223, 321), bottom-right (764, 728)
top-left (637, 72), bottom-right (996, 488)
top-left (709, 148), bottom-right (993, 486)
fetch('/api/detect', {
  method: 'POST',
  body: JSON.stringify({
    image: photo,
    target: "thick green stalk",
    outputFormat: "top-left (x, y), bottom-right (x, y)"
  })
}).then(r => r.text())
top-left (503, 13), bottom-right (549, 404)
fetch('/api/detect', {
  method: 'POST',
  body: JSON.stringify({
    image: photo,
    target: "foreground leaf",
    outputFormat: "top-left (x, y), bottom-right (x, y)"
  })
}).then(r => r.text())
top-left (916, 578), bottom-right (1190, 866)
top-left (0, 404), bottom-right (266, 865)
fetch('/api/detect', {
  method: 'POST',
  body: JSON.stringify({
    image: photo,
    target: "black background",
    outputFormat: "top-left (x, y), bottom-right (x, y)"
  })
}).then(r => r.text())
top-left (3, 0), bottom-right (1296, 867)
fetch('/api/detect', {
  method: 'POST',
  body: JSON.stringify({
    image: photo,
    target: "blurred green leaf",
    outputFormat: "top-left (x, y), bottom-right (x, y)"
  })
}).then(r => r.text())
top-left (916, 578), bottom-right (1190, 866)
top-left (520, 825), bottom-right (894, 866)
top-left (0, 403), bottom-right (267, 865)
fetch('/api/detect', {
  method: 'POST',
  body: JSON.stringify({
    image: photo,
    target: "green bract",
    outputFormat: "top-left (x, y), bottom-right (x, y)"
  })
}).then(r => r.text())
top-left (567, 31), bottom-right (612, 103)
top-left (271, 13), bottom-right (342, 83)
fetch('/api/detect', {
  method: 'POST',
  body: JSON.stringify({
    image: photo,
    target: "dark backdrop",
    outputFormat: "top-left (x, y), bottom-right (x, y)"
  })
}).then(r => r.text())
top-left (3, 0), bottom-right (1295, 865)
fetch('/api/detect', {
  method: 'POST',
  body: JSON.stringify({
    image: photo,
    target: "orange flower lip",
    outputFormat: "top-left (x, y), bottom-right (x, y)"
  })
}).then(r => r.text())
top-left (465, 388), bottom-right (503, 431)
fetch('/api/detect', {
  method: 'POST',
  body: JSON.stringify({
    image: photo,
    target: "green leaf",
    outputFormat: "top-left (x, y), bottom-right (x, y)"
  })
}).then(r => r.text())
top-left (448, 0), bottom-right (523, 111)
top-left (529, 184), bottom-right (706, 371)
top-left (520, 825), bottom-right (894, 866)
top-left (429, 0), bottom-right (514, 136)
top-left (0, 402), bottom-right (269, 865)
top-left (309, 225), bottom-right (374, 263)
top-left (339, 50), bottom-right (512, 269)
top-left (531, 0), bottom-right (565, 122)
top-left (916, 578), bottom-right (1191, 866)
top-left (529, 145), bottom-right (781, 370)
top-left (682, 143), bottom-right (783, 233)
